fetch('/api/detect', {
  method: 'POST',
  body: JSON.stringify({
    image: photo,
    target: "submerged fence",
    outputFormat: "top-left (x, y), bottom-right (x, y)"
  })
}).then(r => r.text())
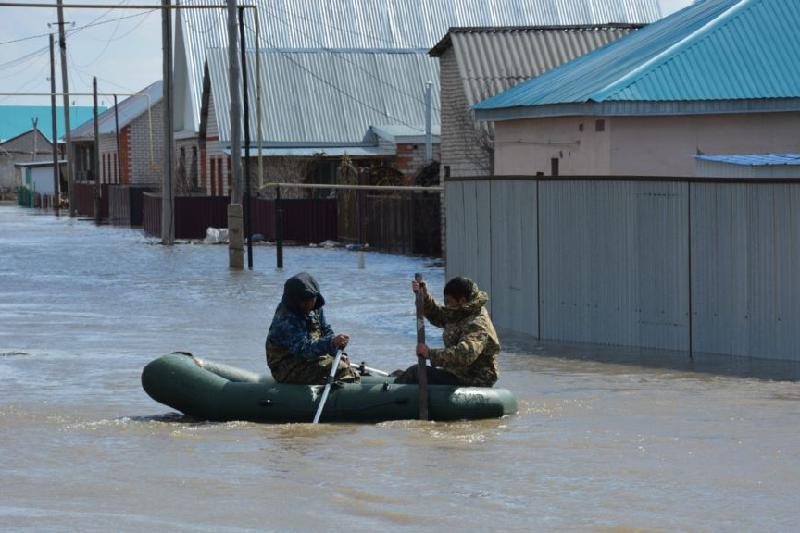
top-left (73, 181), bottom-right (108, 219)
top-left (142, 194), bottom-right (338, 242)
top-left (445, 176), bottom-right (800, 362)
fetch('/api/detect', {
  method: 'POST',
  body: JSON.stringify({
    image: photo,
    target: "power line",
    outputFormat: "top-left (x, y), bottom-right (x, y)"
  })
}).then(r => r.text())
top-left (0, 8), bottom-right (156, 47)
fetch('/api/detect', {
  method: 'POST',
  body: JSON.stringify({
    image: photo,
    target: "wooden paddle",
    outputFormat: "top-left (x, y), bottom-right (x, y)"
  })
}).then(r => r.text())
top-left (414, 273), bottom-right (430, 420)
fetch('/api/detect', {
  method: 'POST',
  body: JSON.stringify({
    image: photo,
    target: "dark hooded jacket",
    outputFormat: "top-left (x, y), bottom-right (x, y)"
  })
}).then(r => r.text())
top-left (266, 273), bottom-right (336, 369)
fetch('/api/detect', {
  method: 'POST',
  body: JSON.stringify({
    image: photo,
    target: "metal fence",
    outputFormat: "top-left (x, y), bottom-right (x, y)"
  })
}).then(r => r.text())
top-left (73, 181), bottom-right (109, 219)
top-left (108, 185), bottom-right (156, 226)
top-left (445, 176), bottom-right (800, 362)
top-left (362, 193), bottom-right (442, 256)
top-left (142, 194), bottom-right (338, 242)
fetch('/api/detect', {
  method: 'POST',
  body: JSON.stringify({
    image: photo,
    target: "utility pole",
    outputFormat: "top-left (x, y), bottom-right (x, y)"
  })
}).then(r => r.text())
top-left (56, 0), bottom-right (75, 216)
top-left (49, 33), bottom-right (60, 214)
top-left (114, 94), bottom-right (120, 184)
top-left (239, 6), bottom-right (252, 269)
top-left (161, 0), bottom-right (175, 244)
top-left (227, 0), bottom-right (243, 269)
top-left (425, 81), bottom-right (433, 163)
top-left (92, 77), bottom-right (101, 225)
top-left (31, 117), bottom-right (38, 161)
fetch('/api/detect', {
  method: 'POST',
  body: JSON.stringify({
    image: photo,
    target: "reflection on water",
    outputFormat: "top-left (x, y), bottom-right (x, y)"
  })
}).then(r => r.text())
top-left (1, 205), bottom-right (799, 531)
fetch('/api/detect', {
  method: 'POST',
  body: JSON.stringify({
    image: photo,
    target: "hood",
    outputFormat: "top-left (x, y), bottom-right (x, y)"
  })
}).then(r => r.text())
top-left (444, 278), bottom-right (488, 321)
top-left (281, 272), bottom-right (326, 313)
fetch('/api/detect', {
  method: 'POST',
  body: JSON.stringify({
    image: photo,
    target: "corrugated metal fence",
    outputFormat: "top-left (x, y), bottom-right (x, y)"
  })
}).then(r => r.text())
top-left (446, 177), bottom-right (800, 362)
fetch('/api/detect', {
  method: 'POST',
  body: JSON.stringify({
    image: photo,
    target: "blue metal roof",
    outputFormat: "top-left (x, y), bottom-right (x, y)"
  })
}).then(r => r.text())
top-left (475, 0), bottom-right (800, 117)
top-left (696, 154), bottom-right (800, 167)
top-left (0, 105), bottom-right (98, 143)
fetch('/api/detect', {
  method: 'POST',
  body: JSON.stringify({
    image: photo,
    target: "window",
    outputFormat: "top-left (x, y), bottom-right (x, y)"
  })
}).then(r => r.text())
top-left (595, 119), bottom-right (606, 132)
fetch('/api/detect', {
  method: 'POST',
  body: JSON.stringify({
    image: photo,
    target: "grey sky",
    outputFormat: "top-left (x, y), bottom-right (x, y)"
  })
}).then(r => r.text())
top-left (0, 0), bottom-right (693, 107)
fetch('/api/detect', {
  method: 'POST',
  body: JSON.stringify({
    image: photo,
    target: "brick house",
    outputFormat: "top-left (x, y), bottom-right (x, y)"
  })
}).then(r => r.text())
top-left (70, 81), bottom-right (164, 186)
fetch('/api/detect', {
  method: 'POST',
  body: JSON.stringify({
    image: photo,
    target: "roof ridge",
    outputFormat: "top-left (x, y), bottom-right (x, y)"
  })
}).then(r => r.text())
top-left (596, 0), bottom-right (753, 101)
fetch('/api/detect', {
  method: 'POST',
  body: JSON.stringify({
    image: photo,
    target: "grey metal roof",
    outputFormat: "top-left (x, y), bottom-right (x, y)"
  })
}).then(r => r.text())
top-left (435, 24), bottom-right (641, 106)
top-left (206, 48), bottom-right (440, 145)
top-left (70, 81), bottom-right (163, 141)
top-left (176, 0), bottom-right (662, 130)
top-left (696, 153), bottom-right (800, 167)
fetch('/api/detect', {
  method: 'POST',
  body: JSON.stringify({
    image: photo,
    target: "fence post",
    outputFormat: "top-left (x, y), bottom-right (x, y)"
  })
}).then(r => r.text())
top-left (275, 186), bottom-right (283, 269)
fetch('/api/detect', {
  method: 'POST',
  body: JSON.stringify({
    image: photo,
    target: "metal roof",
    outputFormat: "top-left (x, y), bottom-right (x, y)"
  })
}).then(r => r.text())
top-left (696, 154), bottom-right (800, 167)
top-left (176, 0), bottom-right (661, 130)
top-left (206, 48), bottom-right (440, 145)
top-left (0, 106), bottom-right (96, 143)
top-left (475, 0), bottom-right (800, 118)
top-left (433, 25), bottom-right (641, 107)
top-left (70, 81), bottom-right (163, 141)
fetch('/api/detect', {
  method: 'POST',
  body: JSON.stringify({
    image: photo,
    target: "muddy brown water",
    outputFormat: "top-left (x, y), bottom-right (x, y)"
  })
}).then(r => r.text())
top-left (1, 206), bottom-right (798, 531)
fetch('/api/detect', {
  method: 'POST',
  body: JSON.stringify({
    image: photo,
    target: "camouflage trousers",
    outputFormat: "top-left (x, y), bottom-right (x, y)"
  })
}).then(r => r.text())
top-left (269, 354), bottom-right (360, 385)
top-left (393, 364), bottom-right (462, 386)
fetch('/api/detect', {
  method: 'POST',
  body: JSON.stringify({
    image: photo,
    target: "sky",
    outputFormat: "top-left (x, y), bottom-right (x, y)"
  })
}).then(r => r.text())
top-left (0, 0), bottom-right (694, 107)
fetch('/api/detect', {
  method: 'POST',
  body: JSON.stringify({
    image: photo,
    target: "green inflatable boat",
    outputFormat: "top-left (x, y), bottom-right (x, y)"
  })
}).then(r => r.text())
top-left (141, 352), bottom-right (518, 423)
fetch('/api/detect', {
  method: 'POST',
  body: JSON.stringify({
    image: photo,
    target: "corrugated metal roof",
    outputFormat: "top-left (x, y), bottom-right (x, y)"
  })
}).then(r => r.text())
top-left (177, 0), bottom-right (662, 130)
top-left (207, 48), bottom-right (440, 145)
top-left (475, 0), bottom-right (800, 117)
top-left (438, 25), bottom-right (641, 106)
top-left (0, 105), bottom-right (96, 143)
top-left (696, 153), bottom-right (800, 167)
top-left (70, 81), bottom-right (163, 141)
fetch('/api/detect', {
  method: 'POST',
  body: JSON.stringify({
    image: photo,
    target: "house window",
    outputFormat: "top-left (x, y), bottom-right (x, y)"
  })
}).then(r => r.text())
top-left (595, 119), bottom-right (606, 132)
top-left (551, 158), bottom-right (559, 177)
top-left (114, 153), bottom-right (118, 183)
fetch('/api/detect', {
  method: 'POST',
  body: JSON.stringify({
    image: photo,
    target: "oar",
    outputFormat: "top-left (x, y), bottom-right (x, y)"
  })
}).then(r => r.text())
top-left (312, 349), bottom-right (344, 424)
top-left (414, 273), bottom-right (429, 420)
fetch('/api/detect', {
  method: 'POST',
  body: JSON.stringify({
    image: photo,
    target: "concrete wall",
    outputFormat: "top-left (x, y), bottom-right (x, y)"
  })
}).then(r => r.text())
top-left (494, 112), bottom-right (800, 177)
top-left (446, 177), bottom-right (800, 363)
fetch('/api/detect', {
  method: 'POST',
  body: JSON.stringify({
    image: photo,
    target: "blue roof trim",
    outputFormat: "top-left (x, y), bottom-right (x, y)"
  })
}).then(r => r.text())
top-left (696, 153), bottom-right (800, 166)
top-left (474, 98), bottom-right (800, 121)
top-left (475, 0), bottom-right (800, 116)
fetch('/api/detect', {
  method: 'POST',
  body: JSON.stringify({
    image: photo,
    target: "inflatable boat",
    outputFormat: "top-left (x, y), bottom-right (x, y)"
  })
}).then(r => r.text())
top-left (141, 352), bottom-right (518, 423)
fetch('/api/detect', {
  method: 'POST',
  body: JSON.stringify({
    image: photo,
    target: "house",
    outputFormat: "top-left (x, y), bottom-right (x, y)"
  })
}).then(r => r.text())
top-left (474, 0), bottom-right (800, 177)
top-left (0, 105), bottom-right (94, 192)
top-left (430, 24), bottom-right (642, 179)
top-left (199, 48), bottom-right (441, 198)
top-left (69, 81), bottom-right (163, 186)
top-left (442, 0), bottom-right (800, 366)
top-left (172, 0), bottom-right (662, 191)
top-left (15, 160), bottom-right (67, 207)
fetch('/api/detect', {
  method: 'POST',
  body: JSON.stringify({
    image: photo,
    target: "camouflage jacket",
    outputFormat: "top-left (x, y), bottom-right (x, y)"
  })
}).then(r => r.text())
top-left (266, 304), bottom-right (336, 369)
top-left (423, 282), bottom-right (500, 387)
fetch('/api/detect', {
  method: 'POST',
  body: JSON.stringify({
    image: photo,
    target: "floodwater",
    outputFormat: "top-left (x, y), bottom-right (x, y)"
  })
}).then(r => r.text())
top-left (1, 204), bottom-right (799, 532)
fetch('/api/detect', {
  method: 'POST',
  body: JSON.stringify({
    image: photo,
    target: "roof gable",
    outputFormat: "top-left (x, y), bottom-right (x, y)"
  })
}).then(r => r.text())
top-left (475, 0), bottom-right (800, 115)
top-left (70, 81), bottom-right (163, 140)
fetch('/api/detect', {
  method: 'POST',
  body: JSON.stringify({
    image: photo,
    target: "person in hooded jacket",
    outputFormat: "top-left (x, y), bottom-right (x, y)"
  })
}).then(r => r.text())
top-left (394, 276), bottom-right (500, 387)
top-left (266, 272), bottom-right (359, 384)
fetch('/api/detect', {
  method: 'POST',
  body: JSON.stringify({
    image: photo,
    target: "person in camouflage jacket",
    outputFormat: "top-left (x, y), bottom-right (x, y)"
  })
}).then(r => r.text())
top-left (265, 272), bottom-right (359, 384)
top-left (394, 277), bottom-right (500, 387)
